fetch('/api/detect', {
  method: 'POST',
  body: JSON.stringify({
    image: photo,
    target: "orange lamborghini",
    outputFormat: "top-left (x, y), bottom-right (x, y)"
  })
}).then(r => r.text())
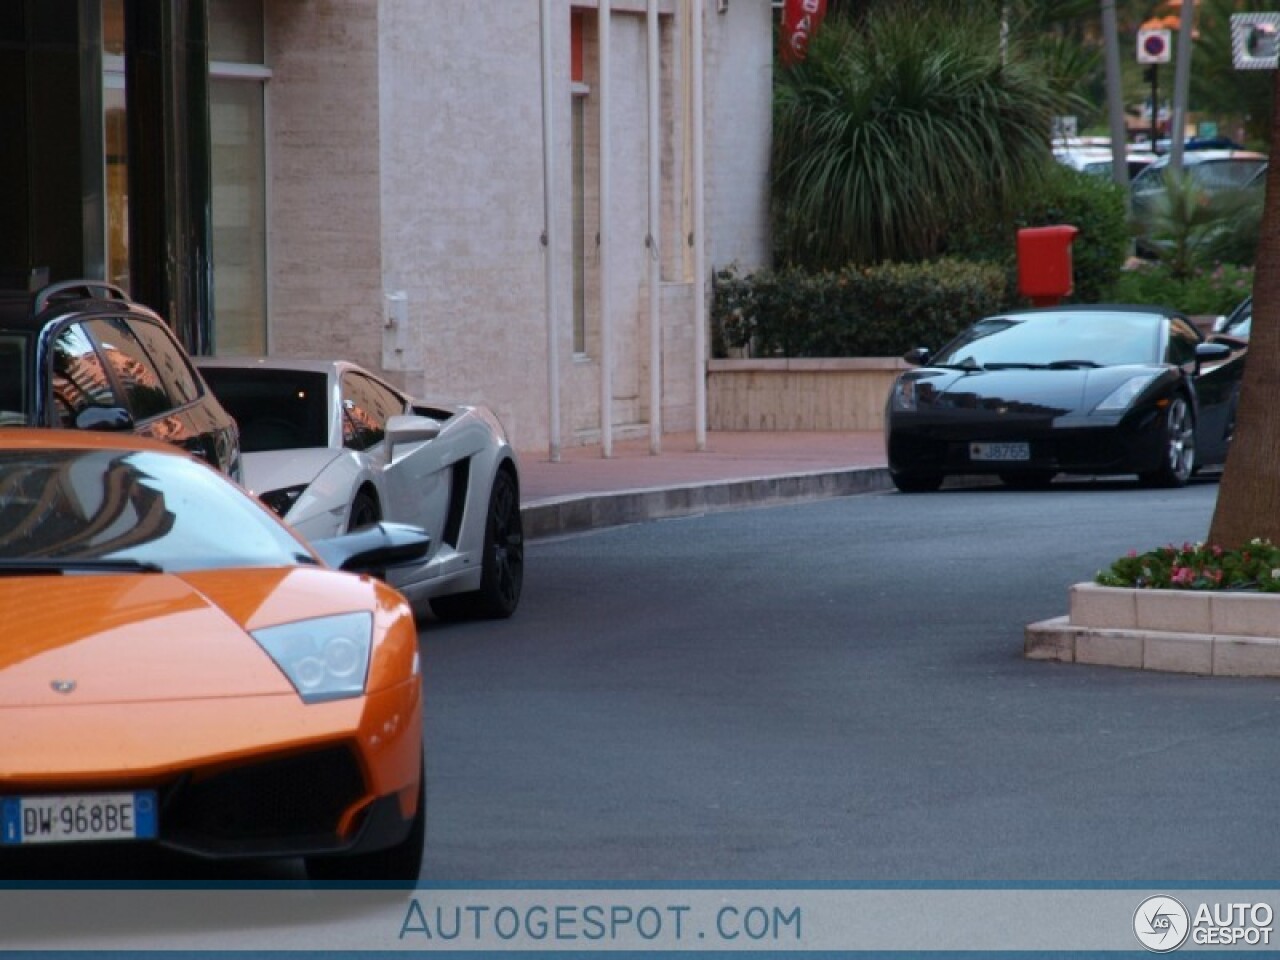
top-left (0, 430), bottom-right (427, 883)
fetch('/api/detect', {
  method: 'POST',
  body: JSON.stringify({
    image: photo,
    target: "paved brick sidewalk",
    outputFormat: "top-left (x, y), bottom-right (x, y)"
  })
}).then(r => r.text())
top-left (517, 430), bottom-right (890, 538)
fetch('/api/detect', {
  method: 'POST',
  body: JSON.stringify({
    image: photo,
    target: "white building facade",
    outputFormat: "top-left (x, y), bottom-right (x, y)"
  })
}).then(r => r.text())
top-left (252, 0), bottom-right (774, 454)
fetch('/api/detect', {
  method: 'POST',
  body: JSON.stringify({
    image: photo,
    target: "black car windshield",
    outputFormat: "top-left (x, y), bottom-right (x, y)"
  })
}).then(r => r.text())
top-left (199, 368), bottom-right (330, 452)
top-left (932, 311), bottom-right (1163, 369)
top-left (0, 448), bottom-right (315, 571)
top-left (0, 333), bottom-right (32, 426)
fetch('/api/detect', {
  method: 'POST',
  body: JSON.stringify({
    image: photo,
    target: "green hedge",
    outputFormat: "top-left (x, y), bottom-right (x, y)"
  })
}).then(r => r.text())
top-left (1107, 261), bottom-right (1253, 316)
top-left (712, 259), bottom-right (1008, 358)
top-left (944, 161), bottom-right (1130, 306)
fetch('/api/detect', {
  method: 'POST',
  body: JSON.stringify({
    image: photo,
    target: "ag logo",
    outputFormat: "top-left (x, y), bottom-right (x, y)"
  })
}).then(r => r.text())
top-left (1134, 895), bottom-right (1190, 953)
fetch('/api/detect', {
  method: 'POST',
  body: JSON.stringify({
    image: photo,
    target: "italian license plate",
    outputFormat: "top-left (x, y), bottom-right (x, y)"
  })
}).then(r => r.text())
top-left (1, 791), bottom-right (158, 845)
top-left (969, 441), bottom-right (1031, 462)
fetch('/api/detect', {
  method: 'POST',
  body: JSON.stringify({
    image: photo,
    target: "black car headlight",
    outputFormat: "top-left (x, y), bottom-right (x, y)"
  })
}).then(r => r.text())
top-left (1094, 374), bottom-right (1159, 413)
top-left (259, 484), bottom-right (307, 518)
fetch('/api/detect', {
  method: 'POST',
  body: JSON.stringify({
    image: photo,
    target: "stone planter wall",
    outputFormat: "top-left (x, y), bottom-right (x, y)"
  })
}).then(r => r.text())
top-left (706, 358), bottom-right (907, 432)
top-left (1025, 582), bottom-right (1280, 678)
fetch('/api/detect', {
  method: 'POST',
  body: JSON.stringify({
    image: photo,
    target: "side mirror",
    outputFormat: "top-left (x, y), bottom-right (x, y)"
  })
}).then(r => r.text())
top-left (386, 413), bottom-right (441, 458)
top-left (75, 406), bottom-right (134, 432)
top-left (1194, 340), bottom-right (1233, 373)
top-left (310, 521), bottom-right (430, 579)
top-left (903, 347), bottom-right (932, 367)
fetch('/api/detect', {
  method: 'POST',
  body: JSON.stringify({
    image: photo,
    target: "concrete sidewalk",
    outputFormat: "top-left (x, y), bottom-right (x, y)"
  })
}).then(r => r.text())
top-left (518, 430), bottom-right (890, 539)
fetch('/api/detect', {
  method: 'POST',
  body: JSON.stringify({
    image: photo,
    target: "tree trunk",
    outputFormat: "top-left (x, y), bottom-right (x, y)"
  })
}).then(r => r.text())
top-left (1207, 69), bottom-right (1280, 548)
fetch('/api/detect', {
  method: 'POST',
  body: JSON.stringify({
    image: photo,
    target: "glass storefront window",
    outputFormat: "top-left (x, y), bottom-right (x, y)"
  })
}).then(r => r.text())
top-left (102, 0), bottom-right (123, 55)
top-left (103, 0), bottom-right (127, 289)
top-left (210, 0), bottom-right (268, 355)
top-left (101, 0), bottom-right (269, 353)
top-left (104, 81), bottom-right (128, 290)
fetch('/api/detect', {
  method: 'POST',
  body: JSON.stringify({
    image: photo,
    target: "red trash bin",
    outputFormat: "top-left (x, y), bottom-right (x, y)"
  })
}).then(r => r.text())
top-left (1017, 225), bottom-right (1079, 307)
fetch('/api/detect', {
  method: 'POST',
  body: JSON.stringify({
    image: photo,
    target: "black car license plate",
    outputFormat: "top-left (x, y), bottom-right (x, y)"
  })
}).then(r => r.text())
top-left (969, 441), bottom-right (1031, 462)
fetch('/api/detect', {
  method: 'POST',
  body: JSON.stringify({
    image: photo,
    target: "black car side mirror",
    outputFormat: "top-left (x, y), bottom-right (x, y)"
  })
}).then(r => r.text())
top-left (75, 406), bottom-right (134, 432)
top-left (903, 347), bottom-right (932, 367)
top-left (311, 521), bottom-right (431, 580)
top-left (1193, 340), bottom-right (1233, 375)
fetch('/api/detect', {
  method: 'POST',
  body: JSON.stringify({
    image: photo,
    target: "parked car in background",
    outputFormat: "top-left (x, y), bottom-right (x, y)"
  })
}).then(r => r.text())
top-left (196, 357), bottom-right (523, 621)
top-left (1131, 148), bottom-right (1267, 196)
top-left (1053, 144), bottom-right (1155, 180)
top-left (0, 279), bottom-right (241, 480)
top-left (1131, 148), bottom-right (1267, 214)
top-left (0, 429), bottom-right (428, 883)
top-left (885, 305), bottom-right (1245, 492)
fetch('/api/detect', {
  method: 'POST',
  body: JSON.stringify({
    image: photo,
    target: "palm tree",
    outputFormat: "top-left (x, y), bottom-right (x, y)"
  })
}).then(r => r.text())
top-left (1209, 66), bottom-right (1280, 548)
top-left (771, 2), bottom-right (1075, 269)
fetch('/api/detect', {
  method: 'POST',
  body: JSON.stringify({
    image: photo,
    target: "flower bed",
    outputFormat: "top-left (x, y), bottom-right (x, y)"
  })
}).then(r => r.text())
top-left (1024, 540), bottom-right (1280, 678)
top-left (1024, 583), bottom-right (1280, 677)
top-left (1095, 539), bottom-right (1280, 592)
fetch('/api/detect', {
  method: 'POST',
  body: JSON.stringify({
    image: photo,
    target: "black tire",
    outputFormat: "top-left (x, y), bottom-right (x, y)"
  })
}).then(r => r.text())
top-left (999, 471), bottom-right (1056, 490)
top-left (890, 471), bottom-right (943, 493)
top-left (347, 488), bottom-right (381, 532)
top-left (430, 468), bottom-right (523, 621)
top-left (1139, 395), bottom-right (1195, 488)
top-left (305, 760), bottom-right (425, 887)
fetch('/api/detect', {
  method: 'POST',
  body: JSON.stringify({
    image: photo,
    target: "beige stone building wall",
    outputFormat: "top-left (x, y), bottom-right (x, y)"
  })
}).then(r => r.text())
top-left (260, 0), bottom-right (771, 454)
top-left (264, 1), bottom-right (385, 371)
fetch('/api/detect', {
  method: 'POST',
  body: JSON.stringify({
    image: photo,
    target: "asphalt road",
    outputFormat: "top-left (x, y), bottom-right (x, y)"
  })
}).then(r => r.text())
top-left (421, 475), bottom-right (1280, 884)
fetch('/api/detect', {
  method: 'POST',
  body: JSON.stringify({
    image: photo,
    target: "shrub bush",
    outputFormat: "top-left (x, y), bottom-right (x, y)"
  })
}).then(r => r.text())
top-left (945, 161), bottom-right (1130, 306)
top-left (712, 259), bottom-right (1007, 358)
top-left (1106, 260), bottom-right (1253, 316)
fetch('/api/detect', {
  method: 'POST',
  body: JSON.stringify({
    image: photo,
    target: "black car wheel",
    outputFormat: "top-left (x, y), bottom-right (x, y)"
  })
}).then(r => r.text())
top-left (890, 471), bottom-right (943, 493)
top-left (305, 759), bottom-right (425, 886)
top-left (430, 468), bottom-right (523, 620)
top-left (1140, 396), bottom-right (1195, 488)
top-left (347, 488), bottom-right (381, 532)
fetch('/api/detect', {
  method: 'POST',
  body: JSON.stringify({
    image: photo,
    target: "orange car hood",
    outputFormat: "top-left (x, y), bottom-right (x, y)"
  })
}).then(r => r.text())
top-left (0, 571), bottom-right (301, 707)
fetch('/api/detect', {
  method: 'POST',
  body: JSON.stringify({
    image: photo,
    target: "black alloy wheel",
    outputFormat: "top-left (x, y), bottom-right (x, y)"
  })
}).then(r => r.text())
top-left (1139, 396), bottom-right (1195, 488)
top-left (347, 489), bottom-right (381, 532)
top-left (430, 468), bottom-right (523, 621)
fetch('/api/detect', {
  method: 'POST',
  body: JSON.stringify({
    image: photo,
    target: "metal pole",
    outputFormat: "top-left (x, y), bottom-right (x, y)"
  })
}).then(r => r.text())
top-left (1100, 0), bottom-right (1131, 194)
top-left (1150, 66), bottom-right (1158, 148)
top-left (599, 0), bottom-right (614, 458)
top-left (1169, 0), bottom-right (1195, 174)
top-left (539, 0), bottom-right (561, 462)
top-left (647, 0), bottom-right (662, 454)
top-left (691, 0), bottom-right (707, 451)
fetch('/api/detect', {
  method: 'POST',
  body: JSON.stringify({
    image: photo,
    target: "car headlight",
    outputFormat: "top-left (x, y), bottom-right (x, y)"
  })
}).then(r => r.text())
top-left (253, 612), bottom-right (373, 703)
top-left (259, 484), bottom-right (307, 517)
top-left (890, 376), bottom-right (919, 412)
top-left (1094, 374), bottom-right (1159, 412)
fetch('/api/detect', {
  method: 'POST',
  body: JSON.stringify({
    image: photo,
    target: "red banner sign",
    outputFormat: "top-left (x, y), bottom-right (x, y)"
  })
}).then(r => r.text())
top-left (781, 0), bottom-right (828, 65)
